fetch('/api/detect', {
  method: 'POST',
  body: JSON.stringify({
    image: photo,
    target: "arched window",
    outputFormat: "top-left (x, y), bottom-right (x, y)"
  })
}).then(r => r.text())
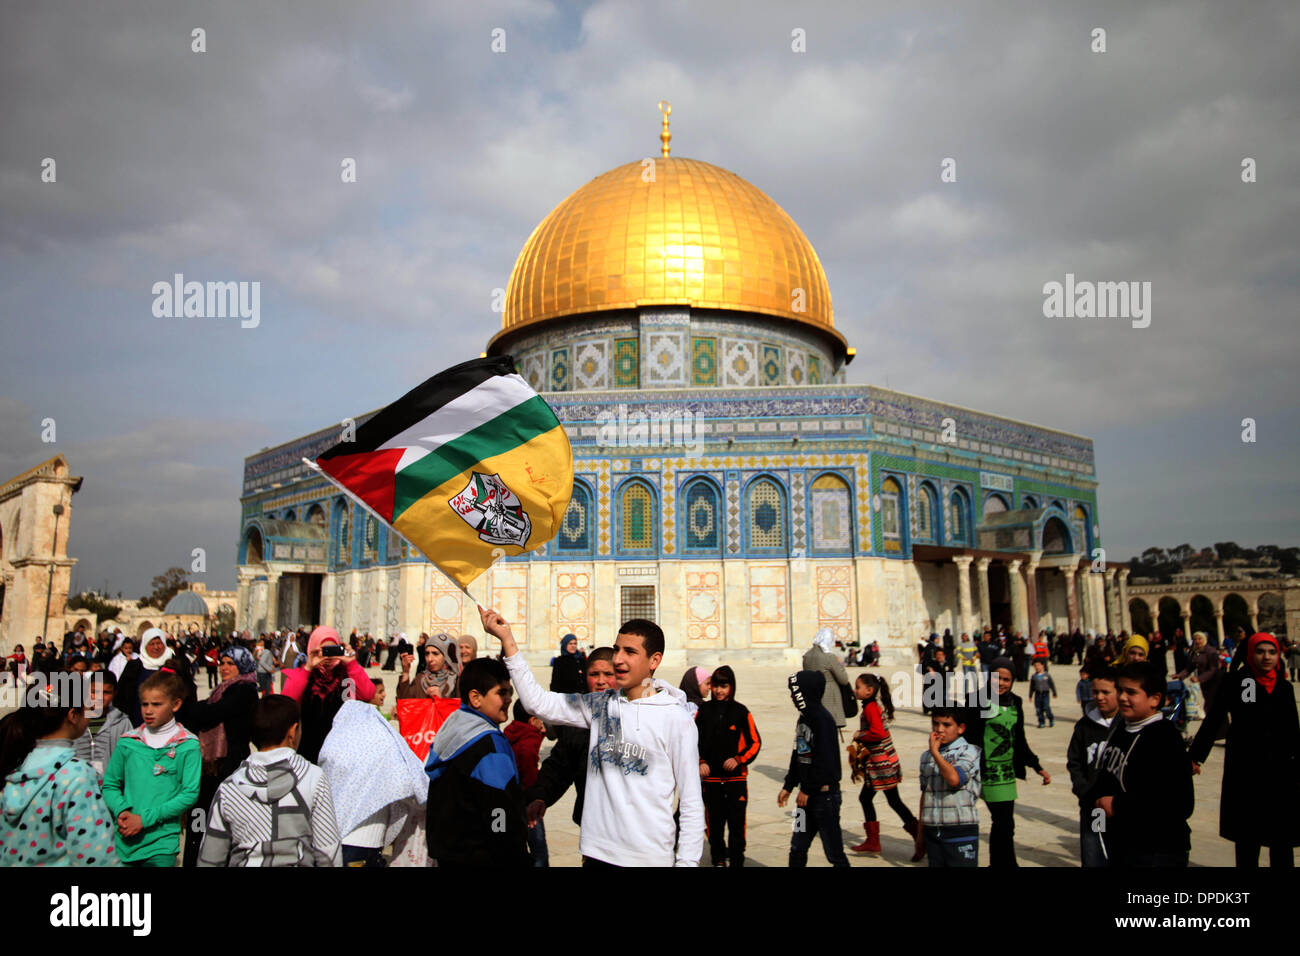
top-left (983, 493), bottom-right (1009, 519)
top-left (242, 527), bottom-right (265, 565)
top-left (747, 477), bottom-right (786, 550)
top-left (306, 504), bottom-right (326, 526)
top-left (363, 514), bottom-right (378, 563)
top-left (881, 476), bottom-right (903, 552)
top-left (284, 509), bottom-right (296, 523)
top-left (619, 481), bottom-right (656, 553)
top-left (1022, 495), bottom-right (1039, 509)
top-left (949, 489), bottom-right (970, 545)
top-left (915, 482), bottom-right (937, 542)
top-left (1072, 504), bottom-right (1091, 553)
top-left (332, 499), bottom-right (351, 568)
top-left (1042, 516), bottom-right (1071, 553)
top-left (558, 483), bottom-right (592, 554)
top-left (682, 479), bottom-right (721, 553)
top-left (811, 473), bottom-right (852, 552)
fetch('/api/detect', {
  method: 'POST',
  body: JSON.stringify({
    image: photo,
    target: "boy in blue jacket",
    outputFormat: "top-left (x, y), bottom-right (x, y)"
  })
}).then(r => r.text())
top-left (425, 657), bottom-right (530, 867)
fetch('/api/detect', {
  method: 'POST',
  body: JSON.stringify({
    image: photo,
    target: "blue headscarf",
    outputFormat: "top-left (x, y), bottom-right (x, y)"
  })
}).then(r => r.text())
top-left (222, 644), bottom-right (256, 675)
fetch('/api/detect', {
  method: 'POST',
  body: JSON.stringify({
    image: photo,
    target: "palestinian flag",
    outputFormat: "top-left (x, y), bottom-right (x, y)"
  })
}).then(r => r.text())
top-left (304, 356), bottom-right (573, 590)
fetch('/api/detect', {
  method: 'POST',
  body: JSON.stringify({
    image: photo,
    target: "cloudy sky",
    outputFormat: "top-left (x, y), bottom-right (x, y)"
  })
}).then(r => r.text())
top-left (1, 0), bottom-right (1296, 596)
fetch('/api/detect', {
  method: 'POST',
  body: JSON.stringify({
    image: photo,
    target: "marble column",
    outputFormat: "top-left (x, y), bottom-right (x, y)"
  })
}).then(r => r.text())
top-left (953, 555), bottom-right (974, 637)
top-left (1008, 559), bottom-right (1027, 637)
top-left (1181, 610), bottom-right (1191, 643)
top-left (1103, 568), bottom-right (1118, 633)
top-left (1024, 553), bottom-right (1041, 636)
top-left (1214, 607), bottom-right (1226, 646)
top-left (1249, 605), bottom-right (1259, 633)
top-left (235, 569), bottom-right (255, 633)
top-left (1118, 568), bottom-right (1131, 633)
top-left (975, 558), bottom-right (992, 633)
top-left (265, 571), bottom-right (282, 633)
top-left (1063, 566), bottom-right (1079, 634)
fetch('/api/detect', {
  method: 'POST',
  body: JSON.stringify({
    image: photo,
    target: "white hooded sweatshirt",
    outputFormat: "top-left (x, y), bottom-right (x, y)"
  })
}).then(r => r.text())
top-left (505, 654), bottom-right (704, 866)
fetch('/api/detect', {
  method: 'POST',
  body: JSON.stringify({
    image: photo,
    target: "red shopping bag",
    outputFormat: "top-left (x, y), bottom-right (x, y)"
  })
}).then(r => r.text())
top-left (396, 696), bottom-right (460, 762)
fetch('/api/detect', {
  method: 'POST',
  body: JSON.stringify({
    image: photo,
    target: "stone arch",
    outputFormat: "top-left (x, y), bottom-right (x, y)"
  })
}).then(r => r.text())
top-left (1189, 594), bottom-right (1217, 641)
top-left (1156, 596), bottom-right (1183, 640)
top-left (879, 475), bottom-right (905, 552)
top-left (1258, 590), bottom-right (1287, 637)
top-left (283, 509), bottom-right (297, 522)
top-left (241, 525), bottom-right (266, 566)
top-left (1129, 598), bottom-right (1153, 636)
top-left (1022, 495), bottom-right (1039, 509)
top-left (136, 620), bottom-right (155, 639)
top-left (306, 503), bottom-right (326, 526)
top-left (1222, 592), bottom-right (1252, 642)
top-left (982, 492), bottom-right (1009, 518)
top-left (1041, 516), bottom-right (1072, 554)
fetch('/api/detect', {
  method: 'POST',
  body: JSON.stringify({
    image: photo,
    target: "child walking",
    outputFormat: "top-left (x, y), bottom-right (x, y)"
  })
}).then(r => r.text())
top-left (847, 673), bottom-right (918, 856)
top-left (102, 671), bottom-right (201, 867)
top-left (778, 671), bottom-right (850, 868)
top-left (696, 665), bottom-right (761, 867)
top-left (1030, 659), bottom-right (1058, 728)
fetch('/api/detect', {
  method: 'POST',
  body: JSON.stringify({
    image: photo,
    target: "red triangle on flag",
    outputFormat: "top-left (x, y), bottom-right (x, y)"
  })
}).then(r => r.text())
top-left (316, 448), bottom-right (405, 522)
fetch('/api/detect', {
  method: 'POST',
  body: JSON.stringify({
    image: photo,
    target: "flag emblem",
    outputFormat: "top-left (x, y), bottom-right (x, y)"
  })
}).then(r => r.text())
top-left (449, 472), bottom-right (532, 547)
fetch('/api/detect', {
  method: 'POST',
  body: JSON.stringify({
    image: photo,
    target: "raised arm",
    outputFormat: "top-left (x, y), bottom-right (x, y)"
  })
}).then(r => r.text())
top-left (482, 607), bottom-right (592, 729)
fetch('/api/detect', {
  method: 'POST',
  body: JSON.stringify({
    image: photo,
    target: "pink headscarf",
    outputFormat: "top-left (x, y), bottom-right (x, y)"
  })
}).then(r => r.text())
top-left (308, 626), bottom-right (341, 655)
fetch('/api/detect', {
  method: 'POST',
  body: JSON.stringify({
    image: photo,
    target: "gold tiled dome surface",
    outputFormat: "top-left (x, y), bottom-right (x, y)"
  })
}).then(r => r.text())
top-left (502, 157), bottom-right (834, 336)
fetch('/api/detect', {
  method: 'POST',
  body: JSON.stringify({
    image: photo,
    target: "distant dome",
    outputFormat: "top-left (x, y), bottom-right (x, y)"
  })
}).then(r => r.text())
top-left (163, 590), bottom-right (209, 616)
top-left (496, 156), bottom-right (840, 349)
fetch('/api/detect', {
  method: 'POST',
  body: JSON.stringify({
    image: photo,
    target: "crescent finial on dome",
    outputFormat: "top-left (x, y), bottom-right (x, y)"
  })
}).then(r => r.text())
top-left (658, 100), bottom-right (671, 157)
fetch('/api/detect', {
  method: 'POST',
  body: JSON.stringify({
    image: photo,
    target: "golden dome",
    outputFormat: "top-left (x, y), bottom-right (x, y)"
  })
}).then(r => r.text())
top-left (498, 156), bottom-right (840, 346)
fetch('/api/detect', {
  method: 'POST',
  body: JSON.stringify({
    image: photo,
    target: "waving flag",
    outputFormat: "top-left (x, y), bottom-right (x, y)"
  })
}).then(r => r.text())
top-left (304, 356), bottom-right (573, 590)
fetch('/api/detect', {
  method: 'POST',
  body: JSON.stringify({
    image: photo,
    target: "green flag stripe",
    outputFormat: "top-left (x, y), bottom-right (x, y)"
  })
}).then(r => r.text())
top-left (392, 394), bottom-right (560, 519)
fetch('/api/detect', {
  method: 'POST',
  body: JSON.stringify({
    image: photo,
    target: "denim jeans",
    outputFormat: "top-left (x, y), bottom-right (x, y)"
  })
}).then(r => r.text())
top-left (923, 825), bottom-right (978, 867)
top-left (1079, 814), bottom-right (1107, 867)
top-left (788, 787), bottom-right (850, 867)
top-left (1033, 692), bottom-right (1053, 725)
top-left (527, 818), bottom-right (549, 867)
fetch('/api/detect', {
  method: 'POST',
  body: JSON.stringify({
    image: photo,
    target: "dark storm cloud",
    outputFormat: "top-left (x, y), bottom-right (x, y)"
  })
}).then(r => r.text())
top-left (1, 0), bottom-right (1296, 593)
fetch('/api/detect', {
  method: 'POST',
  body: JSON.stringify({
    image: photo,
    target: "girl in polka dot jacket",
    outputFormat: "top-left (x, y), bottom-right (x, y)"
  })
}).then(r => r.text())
top-left (0, 683), bottom-right (116, 866)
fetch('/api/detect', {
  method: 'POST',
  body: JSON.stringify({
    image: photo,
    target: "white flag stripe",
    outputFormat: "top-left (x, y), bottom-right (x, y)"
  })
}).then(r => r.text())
top-left (377, 373), bottom-right (536, 459)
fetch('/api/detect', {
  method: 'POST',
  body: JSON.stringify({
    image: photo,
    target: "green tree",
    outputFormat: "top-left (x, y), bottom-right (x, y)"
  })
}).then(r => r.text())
top-left (67, 592), bottom-right (121, 622)
top-left (140, 567), bottom-right (190, 610)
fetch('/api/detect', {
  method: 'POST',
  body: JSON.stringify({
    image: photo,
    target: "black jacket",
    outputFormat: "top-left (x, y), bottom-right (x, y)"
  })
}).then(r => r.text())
top-left (1088, 716), bottom-right (1193, 860)
top-left (696, 698), bottom-right (761, 781)
top-left (525, 724), bottom-right (588, 826)
top-left (782, 671), bottom-right (841, 793)
top-left (1066, 704), bottom-right (1115, 808)
top-left (185, 680), bottom-right (260, 780)
top-left (1188, 666), bottom-right (1299, 845)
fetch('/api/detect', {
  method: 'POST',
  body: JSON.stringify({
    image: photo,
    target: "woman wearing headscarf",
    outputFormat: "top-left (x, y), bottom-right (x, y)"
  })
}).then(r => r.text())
top-left (1189, 632), bottom-right (1299, 867)
top-left (319, 700), bottom-right (432, 867)
top-left (678, 666), bottom-right (711, 708)
top-left (802, 628), bottom-right (850, 729)
top-left (549, 634), bottom-right (587, 694)
top-left (1112, 633), bottom-right (1149, 666)
top-left (280, 626), bottom-right (375, 763)
top-left (114, 628), bottom-right (177, 727)
top-left (180, 644), bottom-right (260, 867)
top-left (397, 633), bottom-right (460, 700)
top-left (456, 633), bottom-right (479, 665)
top-left (1175, 631), bottom-right (1221, 723)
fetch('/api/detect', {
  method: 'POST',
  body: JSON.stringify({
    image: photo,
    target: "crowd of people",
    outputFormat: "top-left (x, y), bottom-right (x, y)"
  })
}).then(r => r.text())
top-left (0, 612), bottom-right (1295, 868)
